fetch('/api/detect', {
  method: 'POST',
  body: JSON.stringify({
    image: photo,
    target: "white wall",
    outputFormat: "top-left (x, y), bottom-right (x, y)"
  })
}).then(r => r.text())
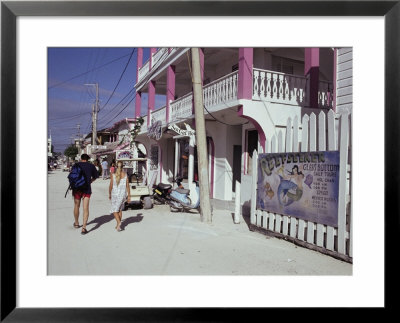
top-left (206, 121), bottom-right (241, 201)
top-left (336, 47), bottom-right (353, 114)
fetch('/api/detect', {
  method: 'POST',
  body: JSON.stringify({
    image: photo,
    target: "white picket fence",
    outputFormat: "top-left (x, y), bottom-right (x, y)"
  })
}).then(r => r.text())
top-left (250, 109), bottom-right (352, 261)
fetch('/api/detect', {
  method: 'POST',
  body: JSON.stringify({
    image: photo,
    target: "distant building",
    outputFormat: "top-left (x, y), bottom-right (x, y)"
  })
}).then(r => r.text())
top-left (48, 135), bottom-right (52, 158)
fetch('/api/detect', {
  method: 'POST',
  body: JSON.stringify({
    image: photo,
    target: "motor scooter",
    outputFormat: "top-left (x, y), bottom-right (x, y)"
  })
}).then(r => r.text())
top-left (168, 181), bottom-right (200, 213)
top-left (152, 182), bottom-right (173, 205)
top-left (152, 176), bottom-right (184, 205)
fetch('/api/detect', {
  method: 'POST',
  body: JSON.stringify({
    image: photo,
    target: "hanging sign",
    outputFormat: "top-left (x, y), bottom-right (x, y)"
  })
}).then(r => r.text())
top-left (168, 123), bottom-right (196, 136)
top-left (116, 149), bottom-right (133, 160)
top-left (148, 120), bottom-right (162, 140)
top-left (256, 151), bottom-right (340, 227)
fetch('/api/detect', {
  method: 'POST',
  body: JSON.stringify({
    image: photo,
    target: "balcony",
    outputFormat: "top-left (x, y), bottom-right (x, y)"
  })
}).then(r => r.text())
top-left (253, 68), bottom-right (333, 109)
top-left (137, 48), bottom-right (185, 85)
top-left (169, 71), bottom-right (239, 123)
top-left (139, 68), bottom-right (333, 135)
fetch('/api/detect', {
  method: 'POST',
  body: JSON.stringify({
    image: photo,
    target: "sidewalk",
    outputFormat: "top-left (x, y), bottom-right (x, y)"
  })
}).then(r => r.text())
top-left (48, 169), bottom-right (352, 275)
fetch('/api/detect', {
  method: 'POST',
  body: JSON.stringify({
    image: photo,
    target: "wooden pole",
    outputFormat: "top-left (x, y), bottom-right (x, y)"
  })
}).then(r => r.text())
top-left (191, 48), bottom-right (212, 223)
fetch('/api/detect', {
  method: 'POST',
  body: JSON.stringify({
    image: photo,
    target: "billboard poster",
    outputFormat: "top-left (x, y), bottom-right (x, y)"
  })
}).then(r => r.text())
top-left (257, 151), bottom-right (340, 227)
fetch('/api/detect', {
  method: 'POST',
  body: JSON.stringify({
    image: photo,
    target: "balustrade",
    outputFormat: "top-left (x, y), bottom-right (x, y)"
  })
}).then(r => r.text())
top-left (151, 106), bottom-right (167, 124)
top-left (137, 60), bottom-right (150, 83)
top-left (318, 80), bottom-right (334, 109)
top-left (169, 93), bottom-right (193, 123)
top-left (140, 115), bottom-right (148, 133)
top-left (136, 48), bottom-right (185, 84)
top-left (151, 47), bottom-right (169, 69)
top-left (203, 71), bottom-right (238, 108)
top-left (253, 69), bottom-right (309, 106)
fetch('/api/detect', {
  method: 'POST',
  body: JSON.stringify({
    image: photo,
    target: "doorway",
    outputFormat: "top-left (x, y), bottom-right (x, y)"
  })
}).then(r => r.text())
top-left (232, 145), bottom-right (242, 192)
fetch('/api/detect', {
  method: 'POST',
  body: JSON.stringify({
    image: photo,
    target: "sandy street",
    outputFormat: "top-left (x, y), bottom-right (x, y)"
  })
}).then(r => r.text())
top-left (48, 168), bottom-right (352, 276)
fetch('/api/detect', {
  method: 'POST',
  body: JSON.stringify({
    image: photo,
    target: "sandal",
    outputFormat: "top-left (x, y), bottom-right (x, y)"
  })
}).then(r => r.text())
top-left (73, 223), bottom-right (80, 229)
top-left (81, 228), bottom-right (88, 235)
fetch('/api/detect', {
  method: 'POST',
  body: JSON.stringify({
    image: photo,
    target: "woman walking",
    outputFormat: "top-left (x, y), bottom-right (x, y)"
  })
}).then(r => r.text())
top-left (109, 161), bottom-right (130, 231)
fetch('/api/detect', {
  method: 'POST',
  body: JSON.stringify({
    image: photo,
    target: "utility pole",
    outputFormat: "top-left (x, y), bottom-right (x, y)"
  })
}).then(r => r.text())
top-left (76, 123), bottom-right (81, 148)
top-left (94, 83), bottom-right (99, 145)
top-left (91, 103), bottom-right (95, 145)
top-left (85, 83), bottom-right (99, 146)
top-left (191, 48), bottom-right (212, 223)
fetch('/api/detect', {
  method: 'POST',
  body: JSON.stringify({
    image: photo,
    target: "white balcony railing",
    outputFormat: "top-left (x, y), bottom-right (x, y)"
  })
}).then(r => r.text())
top-left (253, 69), bottom-right (309, 106)
top-left (151, 47), bottom-right (169, 70)
top-left (138, 60), bottom-right (150, 83)
top-left (203, 71), bottom-right (238, 108)
top-left (151, 106), bottom-right (167, 125)
top-left (140, 115), bottom-right (148, 133)
top-left (318, 80), bottom-right (334, 109)
top-left (139, 68), bottom-right (333, 131)
top-left (137, 48), bottom-right (185, 84)
top-left (169, 92), bottom-right (193, 123)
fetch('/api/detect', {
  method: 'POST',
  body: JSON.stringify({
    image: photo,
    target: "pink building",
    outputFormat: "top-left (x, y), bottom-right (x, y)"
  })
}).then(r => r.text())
top-left (133, 47), bottom-right (350, 214)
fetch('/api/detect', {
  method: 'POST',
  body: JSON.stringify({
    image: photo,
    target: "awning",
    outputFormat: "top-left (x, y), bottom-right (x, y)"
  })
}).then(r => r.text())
top-left (92, 141), bottom-right (120, 155)
top-left (114, 142), bottom-right (130, 151)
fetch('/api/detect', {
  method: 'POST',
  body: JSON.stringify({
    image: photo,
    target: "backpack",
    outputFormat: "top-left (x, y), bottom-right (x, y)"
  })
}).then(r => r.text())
top-left (65, 163), bottom-right (88, 198)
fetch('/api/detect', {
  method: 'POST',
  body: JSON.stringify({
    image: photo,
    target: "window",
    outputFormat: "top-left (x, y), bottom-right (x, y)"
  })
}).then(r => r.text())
top-left (246, 130), bottom-right (258, 175)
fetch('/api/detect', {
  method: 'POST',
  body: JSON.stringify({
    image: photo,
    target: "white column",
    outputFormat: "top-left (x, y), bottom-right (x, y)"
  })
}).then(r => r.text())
top-left (174, 139), bottom-right (179, 180)
top-left (188, 136), bottom-right (194, 186)
top-left (188, 135), bottom-right (198, 202)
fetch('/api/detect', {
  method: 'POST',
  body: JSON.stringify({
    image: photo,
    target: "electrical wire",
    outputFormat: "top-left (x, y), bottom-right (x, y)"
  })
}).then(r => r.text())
top-left (97, 87), bottom-right (136, 125)
top-left (97, 47), bottom-right (172, 129)
top-left (97, 91), bottom-right (136, 129)
top-left (100, 48), bottom-right (135, 111)
top-left (49, 111), bottom-right (90, 121)
top-left (48, 52), bottom-right (132, 90)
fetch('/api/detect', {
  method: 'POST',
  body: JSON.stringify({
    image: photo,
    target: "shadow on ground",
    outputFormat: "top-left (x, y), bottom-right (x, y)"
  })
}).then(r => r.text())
top-left (86, 214), bottom-right (114, 233)
top-left (120, 213), bottom-right (144, 230)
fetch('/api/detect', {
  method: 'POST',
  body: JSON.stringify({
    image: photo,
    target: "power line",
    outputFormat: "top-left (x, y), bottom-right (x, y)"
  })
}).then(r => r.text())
top-left (98, 47), bottom-right (172, 129)
top-left (48, 52), bottom-right (132, 90)
top-left (97, 87), bottom-right (135, 125)
top-left (97, 92), bottom-right (136, 130)
top-left (100, 48), bottom-right (135, 111)
top-left (49, 111), bottom-right (90, 121)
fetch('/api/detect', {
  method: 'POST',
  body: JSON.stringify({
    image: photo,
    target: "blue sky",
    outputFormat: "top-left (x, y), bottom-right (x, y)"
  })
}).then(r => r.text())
top-left (48, 47), bottom-right (165, 153)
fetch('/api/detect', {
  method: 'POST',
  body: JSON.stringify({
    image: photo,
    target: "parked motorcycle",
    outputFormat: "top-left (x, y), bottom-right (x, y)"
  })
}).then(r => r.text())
top-left (152, 176), bottom-right (184, 205)
top-left (152, 182), bottom-right (173, 205)
top-left (168, 180), bottom-right (200, 213)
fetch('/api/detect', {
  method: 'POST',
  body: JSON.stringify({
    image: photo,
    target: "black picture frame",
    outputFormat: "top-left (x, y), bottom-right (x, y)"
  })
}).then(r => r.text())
top-left (1, 1), bottom-right (398, 321)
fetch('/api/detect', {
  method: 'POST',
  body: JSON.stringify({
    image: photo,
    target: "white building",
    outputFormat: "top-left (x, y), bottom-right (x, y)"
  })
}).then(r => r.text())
top-left (129, 47), bottom-right (349, 214)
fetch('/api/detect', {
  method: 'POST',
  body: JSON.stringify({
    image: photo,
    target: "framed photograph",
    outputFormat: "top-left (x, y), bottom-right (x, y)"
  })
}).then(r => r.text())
top-left (1, 0), bottom-right (398, 320)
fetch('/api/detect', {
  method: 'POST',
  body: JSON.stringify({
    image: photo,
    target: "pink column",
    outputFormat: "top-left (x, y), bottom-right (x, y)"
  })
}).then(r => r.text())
top-left (135, 47), bottom-right (143, 118)
top-left (166, 65), bottom-right (175, 123)
top-left (147, 48), bottom-right (157, 127)
top-left (148, 80), bottom-right (156, 127)
top-left (135, 92), bottom-right (142, 118)
top-left (237, 48), bottom-right (253, 100)
top-left (305, 48), bottom-right (320, 109)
